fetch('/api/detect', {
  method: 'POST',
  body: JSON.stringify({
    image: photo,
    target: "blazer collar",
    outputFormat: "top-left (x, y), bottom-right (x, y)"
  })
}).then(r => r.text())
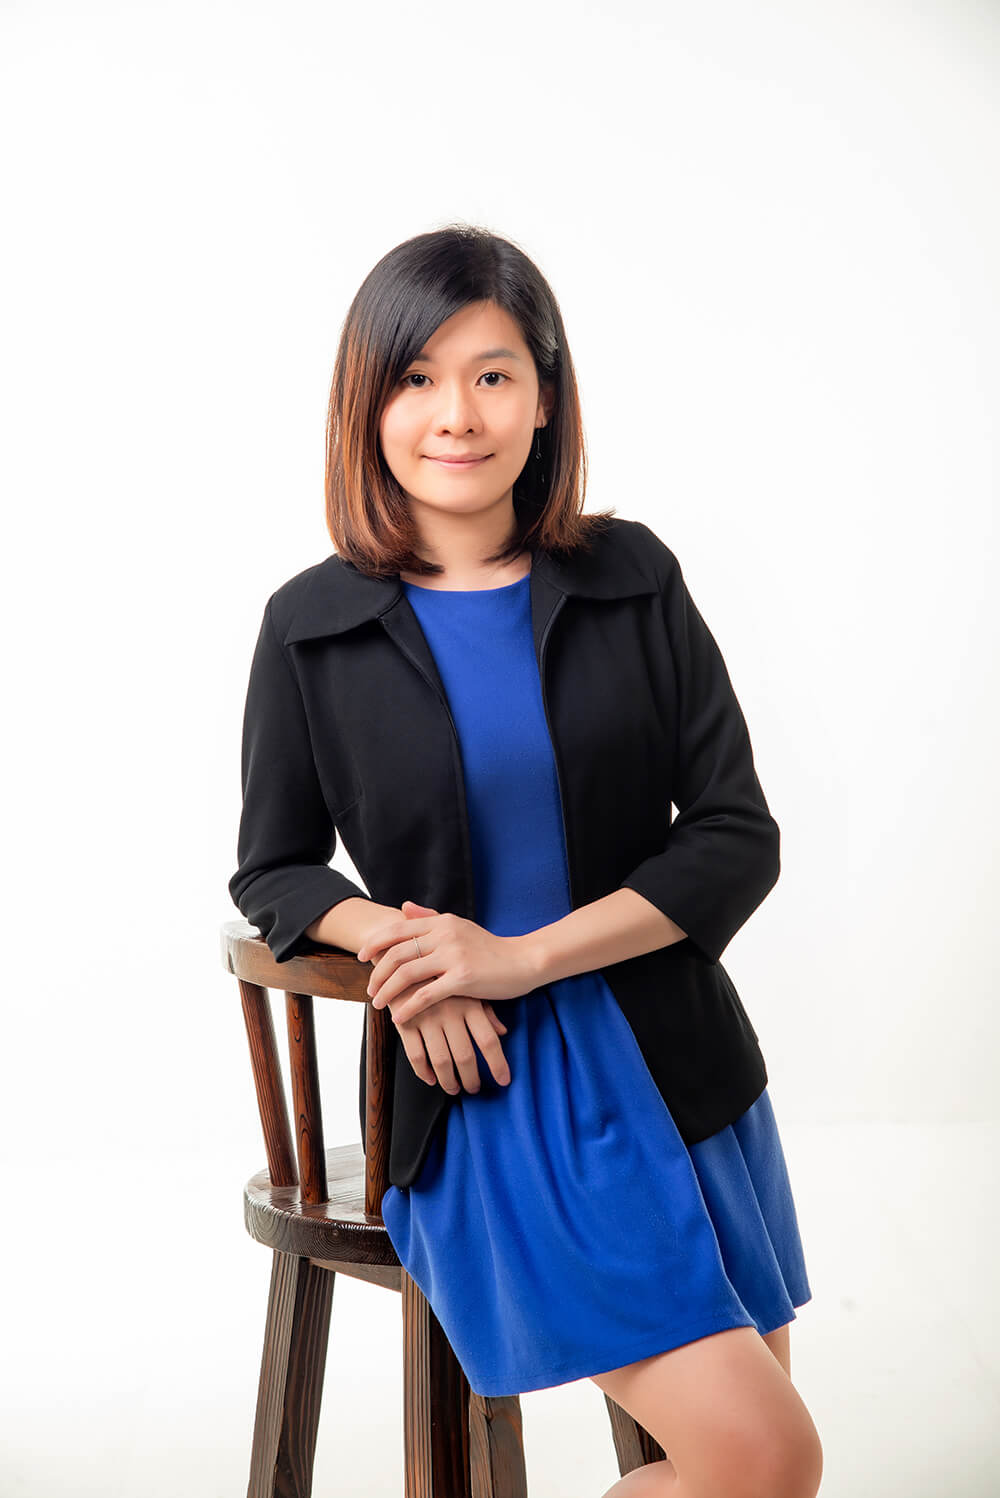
top-left (282, 531), bottom-right (657, 645)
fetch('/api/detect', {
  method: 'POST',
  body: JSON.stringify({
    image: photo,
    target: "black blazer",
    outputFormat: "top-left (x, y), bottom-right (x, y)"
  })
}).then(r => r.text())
top-left (229, 517), bottom-right (780, 1188)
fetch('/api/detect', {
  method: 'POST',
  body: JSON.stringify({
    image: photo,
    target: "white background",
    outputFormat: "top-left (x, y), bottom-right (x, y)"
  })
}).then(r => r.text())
top-left (2, 1), bottom-right (997, 1494)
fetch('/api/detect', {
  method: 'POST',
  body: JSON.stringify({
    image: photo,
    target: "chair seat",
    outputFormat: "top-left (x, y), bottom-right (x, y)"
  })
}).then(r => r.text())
top-left (245, 1140), bottom-right (402, 1281)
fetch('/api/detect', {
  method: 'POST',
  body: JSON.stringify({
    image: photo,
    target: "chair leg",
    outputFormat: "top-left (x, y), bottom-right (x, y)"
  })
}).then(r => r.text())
top-left (247, 1250), bottom-right (335, 1498)
top-left (400, 1268), bottom-right (471, 1498)
top-left (469, 1391), bottom-right (528, 1498)
top-left (602, 1392), bottom-right (668, 1477)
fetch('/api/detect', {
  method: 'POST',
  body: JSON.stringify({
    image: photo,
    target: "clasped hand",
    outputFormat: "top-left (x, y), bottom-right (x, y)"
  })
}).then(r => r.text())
top-left (356, 900), bottom-right (538, 1096)
top-left (358, 900), bottom-right (537, 1021)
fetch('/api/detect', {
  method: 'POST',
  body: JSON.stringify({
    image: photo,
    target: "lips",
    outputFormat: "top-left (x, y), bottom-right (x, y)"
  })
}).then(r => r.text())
top-left (426, 455), bottom-right (491, 466)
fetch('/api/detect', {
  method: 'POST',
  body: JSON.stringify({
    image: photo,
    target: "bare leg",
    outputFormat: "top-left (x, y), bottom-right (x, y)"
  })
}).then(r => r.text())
top-left (762, 1321), bottom-right (791, 1378)
top-left (598, 1457), bottom-right (679, 1497)
top-left (594, 1324), bottom-right (820, 1498)
top-left (598, 1324), bottom-right (795, 1497)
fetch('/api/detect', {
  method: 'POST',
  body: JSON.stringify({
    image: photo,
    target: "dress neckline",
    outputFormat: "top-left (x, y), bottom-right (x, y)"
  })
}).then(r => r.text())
top-left (401, 572), bottom-right (531, 596)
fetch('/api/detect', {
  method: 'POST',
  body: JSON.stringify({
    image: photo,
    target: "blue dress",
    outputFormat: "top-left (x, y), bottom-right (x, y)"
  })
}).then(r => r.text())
top-left (380, 571), bottom-right (812, 1398)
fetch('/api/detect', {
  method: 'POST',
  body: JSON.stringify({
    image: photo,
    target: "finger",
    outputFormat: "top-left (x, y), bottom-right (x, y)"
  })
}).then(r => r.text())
top-left (482, 1001), bottom-right (508, 1033)
top-left (371, 959), bottom-right (437, 1010)
top-left (467, 1011), bottom-right (512, 1088)
top-left (357, 928), bottom-right (397, 963)
top-left (397, 1026), bottom-right (437, 1087)
top-left (372, 937), bottom-right (443, 1003)
top-left (361, 921), bottom-right (432, 965)
top-left (419, 1024), bottom-right (463, 1095)
top-left (363, 910), bottom-right (439, 967)
top-left (387, 978), bottom-right (444, 1035)
top-left (384, 977), bottom-right (448, 1023)
top-left (439, 1014), bottom-right (484, 1095)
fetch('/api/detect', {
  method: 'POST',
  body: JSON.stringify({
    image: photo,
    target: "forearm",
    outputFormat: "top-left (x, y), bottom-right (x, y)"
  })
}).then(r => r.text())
top-left (514, 888), bottom-right (688, 988)
top-left (306, 898), bottom-right (402, 957)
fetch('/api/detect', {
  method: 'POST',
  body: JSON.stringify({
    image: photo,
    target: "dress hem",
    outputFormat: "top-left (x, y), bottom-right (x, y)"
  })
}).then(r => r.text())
top-left (466, 1299), bottom-right (806, 1399)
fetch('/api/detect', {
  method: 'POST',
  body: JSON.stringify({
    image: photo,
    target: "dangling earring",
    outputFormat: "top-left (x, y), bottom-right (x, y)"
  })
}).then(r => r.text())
top-left (534, 427), bottom-right (548, 488)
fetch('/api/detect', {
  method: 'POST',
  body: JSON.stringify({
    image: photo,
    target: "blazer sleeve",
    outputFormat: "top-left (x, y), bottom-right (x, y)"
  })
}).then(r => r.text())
top-left (617, 525), bottom-right (780, 964)
top-left (228, 595), bottom-right (371, 962)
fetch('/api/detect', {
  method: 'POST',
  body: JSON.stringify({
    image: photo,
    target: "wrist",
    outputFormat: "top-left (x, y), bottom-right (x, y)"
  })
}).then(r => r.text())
top-left (308, 899), bottom-right (400, 956)
top-left (509, 929), bottom-right (550, 990)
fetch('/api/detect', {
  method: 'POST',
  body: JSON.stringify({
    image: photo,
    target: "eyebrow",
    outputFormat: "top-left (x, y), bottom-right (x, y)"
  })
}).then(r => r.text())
top-left (409, 346), bottom-right (523, 364)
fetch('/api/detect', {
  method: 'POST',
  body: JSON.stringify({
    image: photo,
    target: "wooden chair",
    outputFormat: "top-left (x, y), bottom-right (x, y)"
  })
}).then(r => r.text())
top-left (221, 918), bottom-right (667, 1497)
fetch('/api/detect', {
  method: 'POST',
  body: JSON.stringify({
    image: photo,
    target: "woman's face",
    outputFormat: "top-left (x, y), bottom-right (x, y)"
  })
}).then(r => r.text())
top-left (378, 300), bottom-right (551, 526)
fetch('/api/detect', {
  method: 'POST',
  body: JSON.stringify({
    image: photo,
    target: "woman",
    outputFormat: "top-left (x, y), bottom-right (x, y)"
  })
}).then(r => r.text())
top-left (230, 225), bottom-right (823, 1497)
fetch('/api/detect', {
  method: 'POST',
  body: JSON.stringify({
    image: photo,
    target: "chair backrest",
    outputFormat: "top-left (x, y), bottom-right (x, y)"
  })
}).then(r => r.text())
top-left (220, 919), bottom-right (391, 1217)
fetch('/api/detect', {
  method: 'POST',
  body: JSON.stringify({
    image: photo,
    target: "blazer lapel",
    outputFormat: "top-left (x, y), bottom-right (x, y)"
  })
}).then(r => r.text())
top-left (280, 532), bottom-right (659, 708)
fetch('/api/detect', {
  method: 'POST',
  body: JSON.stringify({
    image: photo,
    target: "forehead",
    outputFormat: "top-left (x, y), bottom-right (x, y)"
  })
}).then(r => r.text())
top-left (412, 301), bottom-right (528, 363)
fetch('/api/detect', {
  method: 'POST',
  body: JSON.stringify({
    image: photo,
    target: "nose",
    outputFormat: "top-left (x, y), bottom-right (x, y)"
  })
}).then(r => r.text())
top-left (431, 380), bottom-right (485, 434)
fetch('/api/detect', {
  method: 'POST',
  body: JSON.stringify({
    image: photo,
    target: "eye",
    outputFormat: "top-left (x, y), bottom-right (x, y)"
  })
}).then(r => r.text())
top-left (399, 371), bottom-right (510, 389)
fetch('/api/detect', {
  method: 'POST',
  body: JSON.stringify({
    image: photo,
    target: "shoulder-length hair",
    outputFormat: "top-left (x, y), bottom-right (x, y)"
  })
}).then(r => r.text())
top-left (325, 223), bottom-right (617, 578)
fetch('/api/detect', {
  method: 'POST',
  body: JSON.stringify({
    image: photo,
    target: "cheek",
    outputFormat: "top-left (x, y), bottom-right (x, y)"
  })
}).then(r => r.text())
top-left (491, 400), bottom-right (536, 449)
top-left (379, 402), bottom-right (415, 460)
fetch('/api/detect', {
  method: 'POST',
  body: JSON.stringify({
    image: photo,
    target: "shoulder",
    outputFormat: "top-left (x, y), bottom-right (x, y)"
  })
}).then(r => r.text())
top-left (261, 554), bottom-right (346, 640)
top-left (602, 515), bottom-right (683, 584)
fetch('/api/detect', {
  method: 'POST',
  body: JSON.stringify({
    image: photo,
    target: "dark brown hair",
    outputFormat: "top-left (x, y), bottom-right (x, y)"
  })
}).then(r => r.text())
top-left (324, 223), bottom-right (617, 578)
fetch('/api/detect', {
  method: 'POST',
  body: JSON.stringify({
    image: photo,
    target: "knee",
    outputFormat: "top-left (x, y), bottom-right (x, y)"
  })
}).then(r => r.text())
top-left (738, 1421), bottom-right (824, 1498)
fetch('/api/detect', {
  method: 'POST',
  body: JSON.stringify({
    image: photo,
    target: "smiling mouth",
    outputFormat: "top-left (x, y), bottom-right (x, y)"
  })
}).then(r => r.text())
top-left (426, 455), bottom-right (492, 466)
